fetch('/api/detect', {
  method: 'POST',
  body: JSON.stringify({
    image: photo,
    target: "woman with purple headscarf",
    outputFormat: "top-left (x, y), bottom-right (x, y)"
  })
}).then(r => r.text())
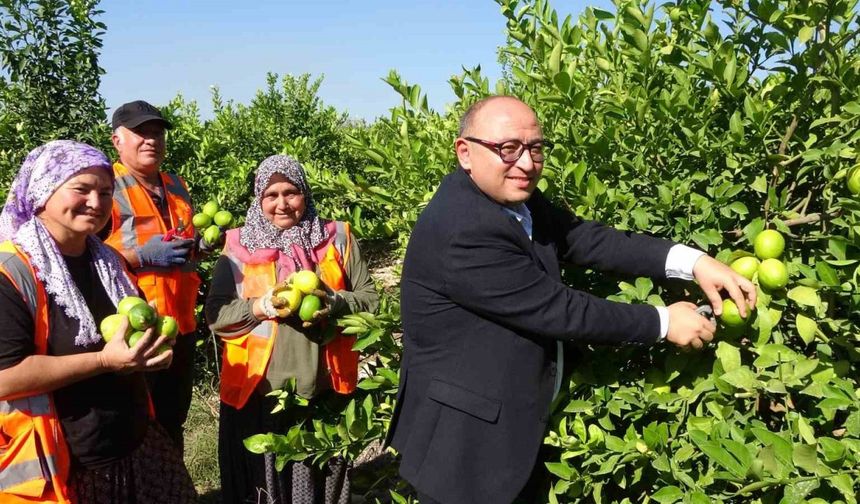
top-left (206, 155), bottom-right (378, 504)
top-left (0, 140), bottom-right (196, 503)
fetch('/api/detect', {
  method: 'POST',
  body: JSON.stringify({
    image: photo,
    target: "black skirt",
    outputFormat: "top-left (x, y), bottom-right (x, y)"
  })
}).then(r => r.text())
top-left (69, 421), bottom-right (197, 504)
top-left (219, 391), bottom-right (351, 504)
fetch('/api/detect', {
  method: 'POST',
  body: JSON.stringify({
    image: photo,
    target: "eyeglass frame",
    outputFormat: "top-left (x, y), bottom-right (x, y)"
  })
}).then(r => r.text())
top-left (462, 136), bottom-right (554, 164)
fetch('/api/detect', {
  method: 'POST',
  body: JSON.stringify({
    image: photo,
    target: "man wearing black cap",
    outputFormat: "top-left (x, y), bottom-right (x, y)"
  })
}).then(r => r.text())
top-left (103, 100), bottom-right (201, 453)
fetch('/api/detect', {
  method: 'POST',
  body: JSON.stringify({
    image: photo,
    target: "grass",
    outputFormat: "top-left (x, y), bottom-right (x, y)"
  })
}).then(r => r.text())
top-left (184, 388), bottom-right (221, 503)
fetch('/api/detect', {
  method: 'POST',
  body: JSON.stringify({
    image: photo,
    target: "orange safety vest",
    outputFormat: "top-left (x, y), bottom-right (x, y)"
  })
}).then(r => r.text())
top-left (219, 221), bottom-right (359, 409)
top-left (0, 241), bottom-right (72, 503)
top-left (104, 162), bottom-right (201, 334)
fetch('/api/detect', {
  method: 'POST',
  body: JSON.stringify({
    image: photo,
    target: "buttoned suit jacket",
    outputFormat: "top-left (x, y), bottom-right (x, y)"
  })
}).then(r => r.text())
top-left (387, 167), bottom-right (676, 504)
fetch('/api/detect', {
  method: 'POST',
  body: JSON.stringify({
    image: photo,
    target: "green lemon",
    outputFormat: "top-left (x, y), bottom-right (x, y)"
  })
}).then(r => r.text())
top-left (192, 212), bottom-right (212, 229)
top-left (117, 296), bottom-right (147, 316)
top-left (127, 330), bottom-right (146, 347)
top-left (213, 210), bottom-right (234, 228)
top-left (848, 168), bottom-right (860, 195)
top-left (758, 258), bottom-right (789, 290)
top-left (157, 315), bottom-right (179, 339)
top-left (730, 256), bottom-right (759, 280)
top-left (292, 270), bottom-right (320, 294)
top-left (100, 313), bottom-right (130, 342)
top-left (298, 295), bottom-right (322, 322)
top-left (202, 200), bottom-right (220, 218)
top-left (128, 330), bottom-right (170, 354)
top-left (719, 299), bottom-right (746, 327)
top-left (203, 225), bottom-right (222, 245)
top-left (753, 229), bottom-right (785, 260)
top-left (127, 304), bottom-right (157, 331)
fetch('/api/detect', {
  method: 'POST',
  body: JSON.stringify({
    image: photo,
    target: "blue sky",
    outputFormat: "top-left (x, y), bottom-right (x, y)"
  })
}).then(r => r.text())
top-left (98, 0), bottom-right (612, 121)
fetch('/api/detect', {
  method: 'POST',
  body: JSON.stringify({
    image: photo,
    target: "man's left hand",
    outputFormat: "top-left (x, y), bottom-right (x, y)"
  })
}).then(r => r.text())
top-left (692, 255), bottom-right (757, 318)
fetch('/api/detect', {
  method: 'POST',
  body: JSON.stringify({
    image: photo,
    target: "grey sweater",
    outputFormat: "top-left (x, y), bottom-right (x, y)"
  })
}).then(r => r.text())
top-left (205, 233), bottom-right (379, 398)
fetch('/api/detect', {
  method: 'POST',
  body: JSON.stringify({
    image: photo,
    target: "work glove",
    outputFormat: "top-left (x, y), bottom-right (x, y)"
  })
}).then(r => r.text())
top-left (196, 233), bottom-right (223, 257)
top-left (135, 234), bottom-right (193, 267)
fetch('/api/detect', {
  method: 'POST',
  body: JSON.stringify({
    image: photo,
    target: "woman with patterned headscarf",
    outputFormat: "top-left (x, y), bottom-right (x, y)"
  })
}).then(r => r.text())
top-left (206, 155), bottom-right (378, 504)
top-left (0, 140), bottom-right (196, 503)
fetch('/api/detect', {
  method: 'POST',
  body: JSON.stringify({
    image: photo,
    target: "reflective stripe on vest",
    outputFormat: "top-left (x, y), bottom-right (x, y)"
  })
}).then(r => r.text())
top-left (105, 162), bottom-right (201, 333)
top-left (0, 241), bottom-right (72, 503)
top-left (0, 395), bottom-right (52, 416)
top-left (219, 222), bottom-right (357, 409)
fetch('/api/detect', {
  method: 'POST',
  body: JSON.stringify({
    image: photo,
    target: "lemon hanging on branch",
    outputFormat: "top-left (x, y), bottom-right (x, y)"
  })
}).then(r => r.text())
top-left (754, 229), bottom-right (785, 260)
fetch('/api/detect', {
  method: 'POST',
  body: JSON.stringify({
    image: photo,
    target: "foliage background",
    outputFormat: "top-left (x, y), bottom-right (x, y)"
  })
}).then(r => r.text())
top-left (1, 0), bottom-right (859, 502)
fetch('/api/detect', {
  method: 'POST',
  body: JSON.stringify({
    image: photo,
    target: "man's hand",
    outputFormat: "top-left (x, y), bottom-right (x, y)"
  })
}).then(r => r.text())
top-left (135, 234), bottom-right (193, 267)
top-left (98, 318), bottom-right (173, 373)
top-left (693, 255), bottom-right (757, 318)
top-left (666, 302), bottom-right (716, 350)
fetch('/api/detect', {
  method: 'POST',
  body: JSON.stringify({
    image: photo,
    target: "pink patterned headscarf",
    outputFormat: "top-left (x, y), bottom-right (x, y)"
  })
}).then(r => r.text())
top-left (0, 140), bottom-right (137, 346)
top-left (239, 155), bottom-right (329, 263)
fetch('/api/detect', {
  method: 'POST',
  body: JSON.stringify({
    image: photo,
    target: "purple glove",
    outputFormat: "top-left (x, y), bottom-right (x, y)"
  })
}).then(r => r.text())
top-left (135, 235), bottom-right (193, 267)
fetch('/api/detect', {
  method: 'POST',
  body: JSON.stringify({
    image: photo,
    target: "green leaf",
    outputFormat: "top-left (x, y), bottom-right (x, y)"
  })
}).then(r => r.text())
top-left (650, 485), bottom-right (684, 503)
top-left (632, 29), bottom-right (649, 52)
top-left (797, 415), bottom-right (817, 444)
top-left (799, 26), bottom-right (814, 44)
top-left (549, 41), bottom-right (562, 74)
top-left (716, 342), bottom-right (741, 372)
top-left (815, 262), bottom-right (840, 286)
top-left (787, 286), bottom-right (820, 307)
top-left (751, 428), bottom-right (794, 467)
top-left (545, 461), bottom-right (573, 480)
top-left (729, 111), bottom-right (744, 140)
top-left (828, 473), bottom-right (856, 502)
top-left (751, 175), bottom-right (768, 193)
top-left (723, 55), bottom-right (736, 85)
top-left (691, 437), bottom-right (747, 478)
top-left (842, 101), bottom-right (860, 115)
top-left (720, 366), bottom-right (759, 390)
top-left (792, 444), bottom-right (819, 474)
top-left (795, 314), bottom-right (818, 344)
top-left (243, 434), bottom-right (273, 454)
top-left (819, 437), bottom-right (845, 463)
top-left (553, 72), bottom-right (571, 94)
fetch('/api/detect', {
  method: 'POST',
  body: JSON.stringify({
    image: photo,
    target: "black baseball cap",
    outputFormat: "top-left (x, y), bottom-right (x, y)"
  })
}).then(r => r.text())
top-left (111, 100), bottom-right (173, 130)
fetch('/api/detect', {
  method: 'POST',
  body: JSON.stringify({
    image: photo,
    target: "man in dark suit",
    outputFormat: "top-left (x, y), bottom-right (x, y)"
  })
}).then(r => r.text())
top-left (386, 96), bottom-right (756, 504)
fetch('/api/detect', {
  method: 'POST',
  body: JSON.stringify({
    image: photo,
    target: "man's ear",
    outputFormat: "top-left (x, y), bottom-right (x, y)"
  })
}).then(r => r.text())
top-left (455, 138), bottom-right (471, 172)
top-left (111, 131), bottom-right (121, 152)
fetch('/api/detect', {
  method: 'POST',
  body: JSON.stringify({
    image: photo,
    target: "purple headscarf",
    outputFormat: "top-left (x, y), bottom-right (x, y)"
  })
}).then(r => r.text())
top-left (239, 155), bottom-right (328, 262)
top-left (0, 140), bottom-right (137, 346)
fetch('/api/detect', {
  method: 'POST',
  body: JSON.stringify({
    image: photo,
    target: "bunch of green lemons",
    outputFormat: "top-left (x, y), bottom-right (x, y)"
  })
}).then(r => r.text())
top-left (719, 229), bottom-right (789, 327)
top-left (100, 296), bottom-right (179, 353)
top-left (192, 200), bottom-right (234, 246)
top-left (271, 270), bottom-right (327, 323)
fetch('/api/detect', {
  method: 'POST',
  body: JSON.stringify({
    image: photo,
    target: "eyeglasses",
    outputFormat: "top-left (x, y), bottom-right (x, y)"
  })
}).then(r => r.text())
top-left (464, 137), bottom-right (553, 164)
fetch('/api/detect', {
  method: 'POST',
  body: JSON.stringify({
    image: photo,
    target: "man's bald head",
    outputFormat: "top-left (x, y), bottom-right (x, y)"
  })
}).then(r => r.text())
top-left (458, 96), bottom-right (539, 137)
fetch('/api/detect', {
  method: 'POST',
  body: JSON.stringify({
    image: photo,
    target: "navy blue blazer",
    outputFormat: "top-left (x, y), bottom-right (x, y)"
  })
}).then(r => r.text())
top-left (387, 167), bottom-right (676, 504)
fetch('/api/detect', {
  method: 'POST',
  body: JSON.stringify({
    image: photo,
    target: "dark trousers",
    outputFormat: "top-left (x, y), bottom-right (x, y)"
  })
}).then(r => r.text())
top-left (146, 332), bottom-right (196, 454)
